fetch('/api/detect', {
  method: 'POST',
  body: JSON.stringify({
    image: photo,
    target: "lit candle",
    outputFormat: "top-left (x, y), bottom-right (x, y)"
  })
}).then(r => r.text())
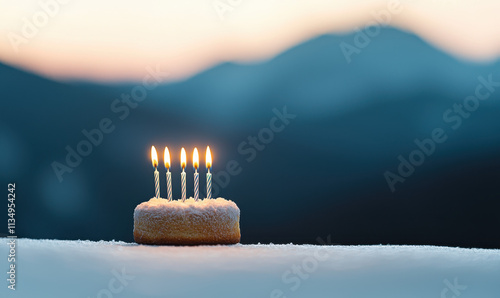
top-left (206, 146), bottom-right (212, 200)
top-left (151, 146), bottom-right (160, 199)
top-left (193, 147), bottom-right (199, 201)
top-left (164, 147), bottom-right (172, 202)
top-left (181, 147), bottom-right (187, 202)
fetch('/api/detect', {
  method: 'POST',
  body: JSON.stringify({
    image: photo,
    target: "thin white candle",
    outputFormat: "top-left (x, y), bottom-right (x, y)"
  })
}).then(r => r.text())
top-left (181, 147), bottom-right (187, 202)
top-left (154, 169), bottom-right (160, 199)
top-left (164, 147), bottom-right (172, 202)
top-left (193, 148), bottom-right (199, 201)
top-left (206, 146), bottom-right (212, 200)
top-left (151, 146), bottom-right (160, 198)
top-left (166, 171), bottom-right (172, 201)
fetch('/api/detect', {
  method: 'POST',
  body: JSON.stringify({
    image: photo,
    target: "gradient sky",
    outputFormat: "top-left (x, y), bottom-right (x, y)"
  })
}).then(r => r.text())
top-left (1, 0), bottom-right (500, 82)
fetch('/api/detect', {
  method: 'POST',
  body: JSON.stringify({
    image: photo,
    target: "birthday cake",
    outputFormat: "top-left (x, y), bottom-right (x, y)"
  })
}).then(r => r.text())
top-left (133, 197), bottom-right (241, 245)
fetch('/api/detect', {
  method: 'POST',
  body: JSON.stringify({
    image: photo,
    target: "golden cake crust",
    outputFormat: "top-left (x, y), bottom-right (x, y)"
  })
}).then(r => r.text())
top-left (133, 198), bottom-right (240, 245)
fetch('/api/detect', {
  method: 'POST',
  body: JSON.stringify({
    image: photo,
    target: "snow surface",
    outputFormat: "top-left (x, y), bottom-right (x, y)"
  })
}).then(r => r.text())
top-left (1, 239), bottom-right (499, 297)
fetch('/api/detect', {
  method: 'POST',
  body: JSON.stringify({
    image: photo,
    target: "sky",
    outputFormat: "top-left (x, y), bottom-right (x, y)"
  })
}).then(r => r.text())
top-left (1, 0), bottom-right (500, 82)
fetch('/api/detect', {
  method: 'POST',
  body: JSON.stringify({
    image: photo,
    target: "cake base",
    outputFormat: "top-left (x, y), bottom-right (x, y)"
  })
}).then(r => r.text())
top-left (133, 197), bottom-right (241, 245)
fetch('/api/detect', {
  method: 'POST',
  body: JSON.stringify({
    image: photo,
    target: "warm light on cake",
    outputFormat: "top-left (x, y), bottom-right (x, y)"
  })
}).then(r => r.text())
top-left (134, 145), bottom-right (241, 245)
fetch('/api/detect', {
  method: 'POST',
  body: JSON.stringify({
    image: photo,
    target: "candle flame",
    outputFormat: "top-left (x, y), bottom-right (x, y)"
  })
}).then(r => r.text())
top-left (193, 147), bottom-right (199, 170)
top-left (151, 146), bottom-right (158, 168)
top-left (181, 147), bottom-right (186, 169)
top-left (206, 146), bottom-right (212, 169)
top-left (164, 147), bottom-right (170, 169)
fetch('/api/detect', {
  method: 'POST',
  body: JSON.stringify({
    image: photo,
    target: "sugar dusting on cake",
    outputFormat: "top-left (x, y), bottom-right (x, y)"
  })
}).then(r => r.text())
top-left (134, 197), bottom-right (240, 222)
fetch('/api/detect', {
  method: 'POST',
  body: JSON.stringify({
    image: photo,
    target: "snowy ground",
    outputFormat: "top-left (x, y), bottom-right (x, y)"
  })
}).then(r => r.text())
top-left (1, 239), bottom-right (499, 297)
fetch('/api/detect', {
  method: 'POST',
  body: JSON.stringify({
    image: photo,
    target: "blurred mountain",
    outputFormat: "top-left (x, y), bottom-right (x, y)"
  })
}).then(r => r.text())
top-left (1, 28), bottom-right (500, 248)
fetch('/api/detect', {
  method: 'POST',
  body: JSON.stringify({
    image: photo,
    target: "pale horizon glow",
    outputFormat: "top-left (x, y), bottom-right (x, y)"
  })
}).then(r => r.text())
top-left (0, 0), bottom-right (500, 82)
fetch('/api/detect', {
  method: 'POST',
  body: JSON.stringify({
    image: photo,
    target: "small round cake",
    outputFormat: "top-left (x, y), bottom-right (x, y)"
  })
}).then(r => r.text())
top-left (133, 197), bottom-right (241, 245)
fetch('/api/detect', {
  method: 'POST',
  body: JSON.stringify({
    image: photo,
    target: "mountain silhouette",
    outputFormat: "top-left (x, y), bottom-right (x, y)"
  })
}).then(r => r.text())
top-left (1, 27), bottom-right (499, 248)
